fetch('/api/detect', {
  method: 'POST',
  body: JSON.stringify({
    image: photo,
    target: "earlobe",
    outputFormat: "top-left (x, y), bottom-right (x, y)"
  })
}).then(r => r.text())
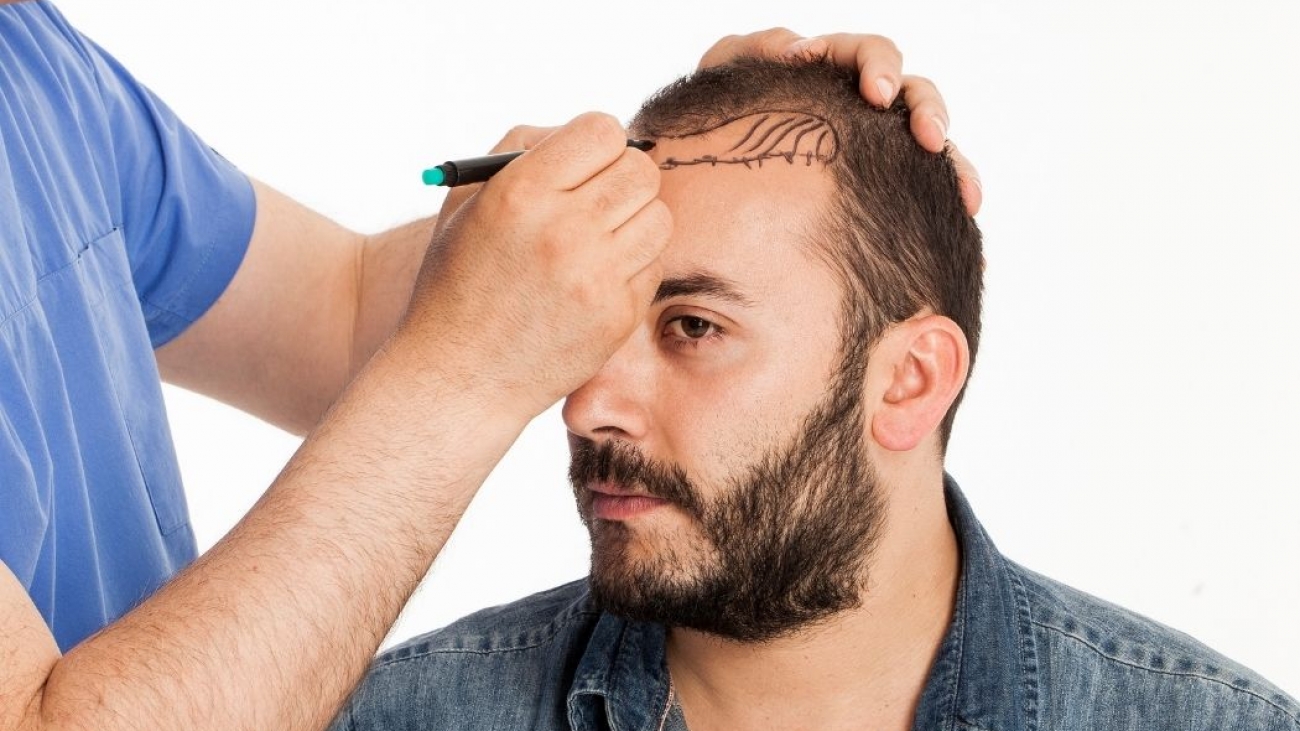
top-left (870, 316), bottom-right (969, 452)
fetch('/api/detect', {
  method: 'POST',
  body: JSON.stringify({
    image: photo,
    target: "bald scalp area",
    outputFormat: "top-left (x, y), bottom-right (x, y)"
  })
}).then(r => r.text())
top-left (643, 111), bottom-right (840, 172)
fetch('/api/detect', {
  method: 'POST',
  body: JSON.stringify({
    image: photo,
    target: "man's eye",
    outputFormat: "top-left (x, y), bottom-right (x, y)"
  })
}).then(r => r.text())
top-left (667, 316), bottom-right (717, 340)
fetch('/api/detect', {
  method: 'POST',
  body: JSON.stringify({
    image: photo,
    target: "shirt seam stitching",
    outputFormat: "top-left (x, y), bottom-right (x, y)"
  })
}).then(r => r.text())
top-left (137, 220), bottom-right (224, 329)
top-left (136, 172), bottom-right (257, 343)
top-left (1007, 566), bottom-right (1042, 731)
top-left (943, 562), bottom-right (970, 731)
top-left (1031, 620), bottom-right (1300, 723)
top-left (0, 226), bottom-right (122, 332)
top-left (370, 608), bottom-right (602, 671)
top-left (951, 722), bottom-right (996, 731)
top-left (138, 294), bottom-right (196, 325)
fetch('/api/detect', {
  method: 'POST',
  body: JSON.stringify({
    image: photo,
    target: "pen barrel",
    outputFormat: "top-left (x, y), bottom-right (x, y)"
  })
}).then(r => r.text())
top-left (430, 140), bottom-right (653, 187)
top-left (442, 151), bottom-right (526, 186)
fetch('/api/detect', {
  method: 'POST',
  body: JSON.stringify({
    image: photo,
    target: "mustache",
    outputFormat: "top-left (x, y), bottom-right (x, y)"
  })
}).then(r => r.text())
top-left (568, 437), bottom-right (704, 518)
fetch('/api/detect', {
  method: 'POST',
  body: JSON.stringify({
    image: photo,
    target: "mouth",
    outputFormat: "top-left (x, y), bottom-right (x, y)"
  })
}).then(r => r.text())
top-left (588, 481), bottom-right (671, 521)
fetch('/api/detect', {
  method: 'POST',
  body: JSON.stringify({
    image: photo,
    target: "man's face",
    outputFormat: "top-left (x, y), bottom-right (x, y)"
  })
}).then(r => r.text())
top-left (563, 113), bottom-right (886, 641)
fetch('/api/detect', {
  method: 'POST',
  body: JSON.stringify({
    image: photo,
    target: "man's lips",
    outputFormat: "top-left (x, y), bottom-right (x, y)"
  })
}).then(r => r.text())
top-left (588, 481), bottom-right (670, 521)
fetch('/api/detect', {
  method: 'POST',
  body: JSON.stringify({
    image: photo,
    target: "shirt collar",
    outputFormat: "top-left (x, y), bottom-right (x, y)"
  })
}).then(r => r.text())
top-left (568, 611), bottom-right (672, 731)
top-left (913, 474), bottom-right (1037, 731)
top-left (566, 475), bottom-right (1038, 731)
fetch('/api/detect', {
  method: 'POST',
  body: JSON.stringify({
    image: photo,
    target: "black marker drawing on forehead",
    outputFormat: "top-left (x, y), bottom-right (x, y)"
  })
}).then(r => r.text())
top-left (657, 111), bottom-right (840, 171)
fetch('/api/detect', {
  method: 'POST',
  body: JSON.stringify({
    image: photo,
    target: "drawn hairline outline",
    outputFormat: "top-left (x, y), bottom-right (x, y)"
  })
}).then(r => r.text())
top-left (642, 110), bottom-right (841, 171)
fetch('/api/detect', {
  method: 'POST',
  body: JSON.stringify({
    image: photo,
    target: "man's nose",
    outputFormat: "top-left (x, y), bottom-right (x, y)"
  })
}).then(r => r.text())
top-left (562, 333), bottom-right (655, 443)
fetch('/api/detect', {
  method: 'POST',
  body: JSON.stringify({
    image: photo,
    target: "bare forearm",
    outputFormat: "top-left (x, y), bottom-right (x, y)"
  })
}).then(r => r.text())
top-left (16, 111), bottom-right (670, 731)
top-left (35, 348), bottom-right (524, 731)
top-left (157, 181), bottom-right (434, 436)
top-left (350, 217), bottom-right (436, 384)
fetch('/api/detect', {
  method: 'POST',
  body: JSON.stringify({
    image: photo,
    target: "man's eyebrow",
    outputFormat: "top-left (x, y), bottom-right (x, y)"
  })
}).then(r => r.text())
top-left (652, 272), bottom-right (755, 306)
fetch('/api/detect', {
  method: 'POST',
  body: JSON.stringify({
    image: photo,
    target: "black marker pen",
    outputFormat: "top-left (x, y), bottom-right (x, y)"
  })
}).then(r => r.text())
top-left (422, 139), bottom-right (655, 187)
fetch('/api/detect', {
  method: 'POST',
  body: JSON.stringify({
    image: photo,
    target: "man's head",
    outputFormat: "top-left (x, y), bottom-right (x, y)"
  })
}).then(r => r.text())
top-left (564, 59), bottom-right (982, 642)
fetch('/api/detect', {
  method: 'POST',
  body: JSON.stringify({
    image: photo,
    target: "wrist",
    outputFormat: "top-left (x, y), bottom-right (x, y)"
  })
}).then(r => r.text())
top-left (351, 336), bottom-right (537, 445)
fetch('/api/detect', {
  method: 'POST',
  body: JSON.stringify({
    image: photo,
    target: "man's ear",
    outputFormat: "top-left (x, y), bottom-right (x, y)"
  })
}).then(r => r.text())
top-left (869, 314), bottom-right (970, 452)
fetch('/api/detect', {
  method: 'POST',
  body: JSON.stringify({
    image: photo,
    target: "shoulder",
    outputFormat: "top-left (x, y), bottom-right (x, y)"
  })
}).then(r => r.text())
top-left (376, 578), bottom-right (598, 663)
top-left (332, 579), bottom-right (600, 731)
top-left (1010, 562), bottom-right (1300, 730)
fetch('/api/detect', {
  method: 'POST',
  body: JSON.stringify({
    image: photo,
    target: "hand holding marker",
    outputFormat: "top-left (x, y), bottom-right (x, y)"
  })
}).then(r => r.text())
top-left (423, 139), bottom-right (657, 187)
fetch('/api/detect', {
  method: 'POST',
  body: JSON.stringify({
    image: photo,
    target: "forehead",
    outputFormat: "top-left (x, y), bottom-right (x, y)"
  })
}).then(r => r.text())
top-left (649, 112), bottom-right (840, 285)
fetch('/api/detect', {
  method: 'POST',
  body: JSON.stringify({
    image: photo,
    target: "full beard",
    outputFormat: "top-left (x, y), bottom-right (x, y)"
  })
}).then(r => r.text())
top-left (568, 371), bottom-right (884, 643)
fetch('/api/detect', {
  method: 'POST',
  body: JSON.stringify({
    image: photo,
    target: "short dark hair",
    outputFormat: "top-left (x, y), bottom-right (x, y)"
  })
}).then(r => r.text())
top-left (632, 59), bottom-right (983, 448)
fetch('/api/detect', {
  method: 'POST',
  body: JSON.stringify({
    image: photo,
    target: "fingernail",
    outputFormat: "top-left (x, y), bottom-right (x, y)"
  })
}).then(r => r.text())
top-left (875, 77), bottom-right (896, 104)
top-left (931, 114), bottom-right (948, 140)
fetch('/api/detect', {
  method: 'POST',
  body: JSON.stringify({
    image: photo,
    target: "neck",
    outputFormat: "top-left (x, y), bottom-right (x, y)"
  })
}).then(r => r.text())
top-left (666, 468), bottom-right (959, 731)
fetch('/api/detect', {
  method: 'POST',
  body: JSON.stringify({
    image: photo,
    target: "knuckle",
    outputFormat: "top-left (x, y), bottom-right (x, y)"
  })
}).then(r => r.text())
top-left (595, 155), bottom-right (658, 214)
top-left (699, 35), bottom-right (740, 67)
top-left (711, 33), bottom-right (741, 50)
top-left (857, 33), bottom-right (901, 59)
top-left (564, 113), bottom-right (627, 155)
top-left (627, 149), bottom-right (662, 190)
top-left (594, 155), bottom-right (651, 214)
top-left (494, 125), bottom-right (535, 153)
top-left (757, 27), bottom-right (798, 51)
top-left (878, 36), bottom-right (903, 62)
top-left (591, 187), bottom-right (620, 217)
top-left (903, 78), bottom-right (944, 113)
top-left (908, 74), bottom-right (935, 91)
top-left (487, 180), bottom-right (533, 219)
top-left (641, 199), bottom-right (674, 247)
top-left (647, 196), bottom-right (672, 225)
top-left (573, 111), bottom-right (624, 140)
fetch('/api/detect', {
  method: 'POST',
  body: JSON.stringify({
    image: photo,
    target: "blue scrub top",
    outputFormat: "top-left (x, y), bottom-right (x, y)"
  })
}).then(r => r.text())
top-left (0, 1), bottom-right (255, 650)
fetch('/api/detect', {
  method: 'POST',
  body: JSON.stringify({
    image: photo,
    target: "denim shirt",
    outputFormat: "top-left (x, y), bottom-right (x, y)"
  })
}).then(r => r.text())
top-left (332, 479), bottom-right (1299, 730)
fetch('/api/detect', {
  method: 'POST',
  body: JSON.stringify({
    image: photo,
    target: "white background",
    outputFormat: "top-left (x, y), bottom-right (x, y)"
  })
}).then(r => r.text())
top-left (58, 0), bottom-right (1299, 696)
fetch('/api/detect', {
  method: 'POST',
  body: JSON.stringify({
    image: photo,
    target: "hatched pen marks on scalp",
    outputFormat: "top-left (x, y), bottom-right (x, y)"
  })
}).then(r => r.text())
top-left (659, 112), bottom-right (840, 171)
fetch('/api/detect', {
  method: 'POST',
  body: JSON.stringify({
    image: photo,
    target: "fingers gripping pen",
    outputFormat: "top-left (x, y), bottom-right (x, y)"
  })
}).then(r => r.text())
top-left (422, 139), bottom-right (656, 187)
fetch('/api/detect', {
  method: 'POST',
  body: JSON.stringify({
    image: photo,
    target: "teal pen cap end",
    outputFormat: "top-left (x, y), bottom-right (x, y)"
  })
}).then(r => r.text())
top-left (422, 167), bottom-right (446, 186)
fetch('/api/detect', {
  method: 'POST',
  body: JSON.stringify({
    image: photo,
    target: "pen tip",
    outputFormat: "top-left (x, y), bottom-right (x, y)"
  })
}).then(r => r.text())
top-left (422, 167), bottom-right (446, 186)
